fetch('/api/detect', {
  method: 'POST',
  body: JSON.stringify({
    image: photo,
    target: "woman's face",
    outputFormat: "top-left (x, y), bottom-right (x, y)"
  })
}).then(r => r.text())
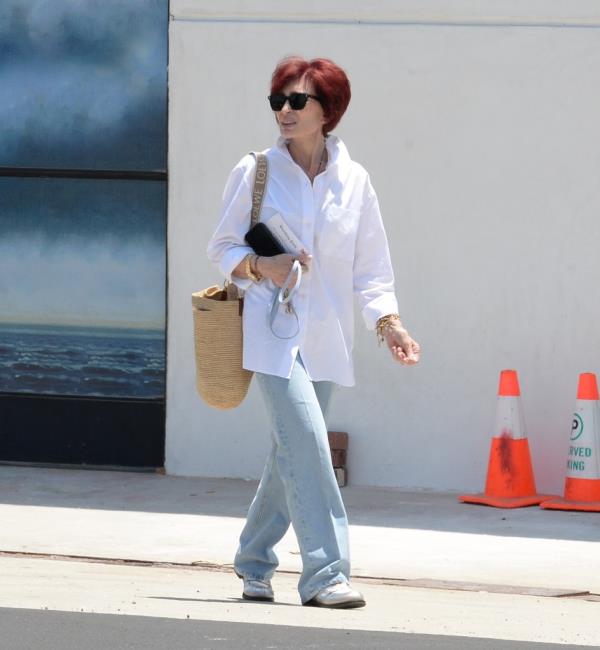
top-left (273, 77), bottom-right (326, 141)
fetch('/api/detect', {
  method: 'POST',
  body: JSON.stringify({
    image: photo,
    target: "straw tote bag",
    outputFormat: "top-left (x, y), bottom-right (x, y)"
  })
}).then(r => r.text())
top-left (191, 153), bottom-right (267, 409)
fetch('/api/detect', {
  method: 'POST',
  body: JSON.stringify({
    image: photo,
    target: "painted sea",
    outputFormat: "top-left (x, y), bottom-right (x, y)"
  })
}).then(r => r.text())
top-left (0, 323), bottom-right (165, 399)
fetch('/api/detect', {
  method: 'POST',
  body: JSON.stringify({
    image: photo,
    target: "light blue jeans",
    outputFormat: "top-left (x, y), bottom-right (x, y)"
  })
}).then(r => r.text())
top-left (234, 354), bottom-right (350, 603)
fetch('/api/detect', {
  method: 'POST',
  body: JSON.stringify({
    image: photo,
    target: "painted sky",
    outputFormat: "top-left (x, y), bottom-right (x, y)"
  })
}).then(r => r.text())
top-left (0, 0), bottom-right (167, 170)
top-left (0, 178), bottom-right (166, 328)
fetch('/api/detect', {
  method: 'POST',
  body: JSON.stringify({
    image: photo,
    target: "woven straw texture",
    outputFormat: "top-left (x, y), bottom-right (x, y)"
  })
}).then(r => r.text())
top-left (191, 284), bottom-right (253, 409)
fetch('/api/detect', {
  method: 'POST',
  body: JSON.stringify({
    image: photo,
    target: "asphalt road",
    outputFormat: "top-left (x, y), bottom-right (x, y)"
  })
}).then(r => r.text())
top-left (0, 608), bottom-right (593, 650)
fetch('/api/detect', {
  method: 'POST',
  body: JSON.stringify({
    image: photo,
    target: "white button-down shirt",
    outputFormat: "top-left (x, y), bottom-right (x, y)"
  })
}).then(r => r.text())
top-left (206, 135), bottom-right (399, 387)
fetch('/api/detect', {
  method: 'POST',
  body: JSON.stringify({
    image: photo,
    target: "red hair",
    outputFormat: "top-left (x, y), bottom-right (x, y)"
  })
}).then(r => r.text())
top-left (270, 57), bottom-right (351, 135)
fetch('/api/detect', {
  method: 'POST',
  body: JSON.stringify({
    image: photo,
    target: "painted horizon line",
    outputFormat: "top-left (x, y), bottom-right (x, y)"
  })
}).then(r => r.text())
top-left (0, 319), bottom-right (165, 332)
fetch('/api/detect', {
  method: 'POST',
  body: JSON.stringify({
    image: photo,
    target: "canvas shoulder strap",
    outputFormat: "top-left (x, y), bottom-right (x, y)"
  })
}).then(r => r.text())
top-left (250, 152), bottom-right (268, 227)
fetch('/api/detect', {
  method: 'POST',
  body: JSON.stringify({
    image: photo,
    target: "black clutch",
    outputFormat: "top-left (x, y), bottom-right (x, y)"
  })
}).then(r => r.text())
top-left (245, 222), bottom-right (286, 257)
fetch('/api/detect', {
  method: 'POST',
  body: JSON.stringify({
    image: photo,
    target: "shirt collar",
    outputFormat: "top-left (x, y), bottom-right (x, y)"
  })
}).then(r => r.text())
top-left (274, 134), bottom-right (349, 170)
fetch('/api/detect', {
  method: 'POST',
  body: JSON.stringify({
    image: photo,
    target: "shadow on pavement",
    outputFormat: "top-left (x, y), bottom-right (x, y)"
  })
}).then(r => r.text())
top-left (0, 465), bottom-right (598, 543)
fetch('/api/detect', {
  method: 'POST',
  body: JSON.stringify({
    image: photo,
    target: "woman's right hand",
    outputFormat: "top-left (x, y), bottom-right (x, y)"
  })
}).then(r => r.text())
top-left (257, 250), bottom-right (312, 288)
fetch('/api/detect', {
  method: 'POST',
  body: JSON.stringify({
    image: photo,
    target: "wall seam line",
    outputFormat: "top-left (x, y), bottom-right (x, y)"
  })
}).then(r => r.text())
top-left (169, 14), bottom-right (600, 29)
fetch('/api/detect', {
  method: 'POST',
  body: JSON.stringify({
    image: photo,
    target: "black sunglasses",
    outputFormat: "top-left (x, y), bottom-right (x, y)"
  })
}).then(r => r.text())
top-left (268, 92), bottom-right (321, 111)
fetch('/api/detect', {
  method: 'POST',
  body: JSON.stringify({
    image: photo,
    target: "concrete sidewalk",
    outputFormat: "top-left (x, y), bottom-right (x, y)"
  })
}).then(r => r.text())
top-left (3, 556), bottom-right (599, 647)
top-left (1, 465), bottom-right (599, 595)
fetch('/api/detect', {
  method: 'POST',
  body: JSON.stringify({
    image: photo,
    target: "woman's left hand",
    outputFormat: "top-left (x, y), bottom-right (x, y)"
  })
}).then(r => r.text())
top-left (384, 325), bottom-right (421, 366)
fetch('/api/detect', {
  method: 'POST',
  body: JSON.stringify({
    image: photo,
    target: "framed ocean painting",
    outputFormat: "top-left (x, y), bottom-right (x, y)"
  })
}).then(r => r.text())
top-left (0, 0), bottom-right (168, 466)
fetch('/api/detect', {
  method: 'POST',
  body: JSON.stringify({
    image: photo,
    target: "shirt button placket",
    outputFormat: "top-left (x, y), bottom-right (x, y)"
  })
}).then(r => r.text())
top-left (297, 175), bottom-right (315, 339)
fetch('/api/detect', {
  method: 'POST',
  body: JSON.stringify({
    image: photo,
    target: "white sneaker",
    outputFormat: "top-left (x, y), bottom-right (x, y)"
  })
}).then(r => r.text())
top-left (242, 578), bottom-right (274, 602)
top-left (304, 581), bottom-right (366, 609)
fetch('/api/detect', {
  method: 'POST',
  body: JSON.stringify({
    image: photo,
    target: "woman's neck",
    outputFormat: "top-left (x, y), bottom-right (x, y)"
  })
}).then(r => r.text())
top-left (287, 133), bottom-right (327, 181)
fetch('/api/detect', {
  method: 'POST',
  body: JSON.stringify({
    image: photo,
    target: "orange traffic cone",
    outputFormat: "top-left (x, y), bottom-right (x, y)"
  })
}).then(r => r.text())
top-left (459, 370), bottom-right (554, 508)
top-left (540, 373), bottom-right (600, 512)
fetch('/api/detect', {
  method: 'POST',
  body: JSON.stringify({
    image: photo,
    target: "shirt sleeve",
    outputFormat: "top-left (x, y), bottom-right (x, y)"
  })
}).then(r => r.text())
top-left (206, 154), bottom-right (257, 291)
top-left (353, 175), bottom-right (400, 330)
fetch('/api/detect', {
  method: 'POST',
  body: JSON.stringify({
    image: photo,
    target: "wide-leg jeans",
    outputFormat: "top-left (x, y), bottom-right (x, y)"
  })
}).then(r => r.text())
top-left (233, 354), bottom-right (350, 603)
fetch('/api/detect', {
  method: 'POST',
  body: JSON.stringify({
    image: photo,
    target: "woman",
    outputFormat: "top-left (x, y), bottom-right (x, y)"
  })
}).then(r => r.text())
top-left (207, 56), bottom-right (420, 608)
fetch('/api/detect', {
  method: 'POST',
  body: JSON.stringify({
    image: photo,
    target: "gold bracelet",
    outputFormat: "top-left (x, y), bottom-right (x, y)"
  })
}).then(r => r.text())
top-left (376, 313), bottom-right (403, 345)
top-left (251, 255), bottom-right (263, 281)
top-left (244, 254), bottom-right (261, 282)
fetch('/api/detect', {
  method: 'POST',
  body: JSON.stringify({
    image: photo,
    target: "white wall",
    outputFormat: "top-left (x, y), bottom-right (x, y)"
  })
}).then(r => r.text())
top-left (166, 1), bottom-right (600, 492)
